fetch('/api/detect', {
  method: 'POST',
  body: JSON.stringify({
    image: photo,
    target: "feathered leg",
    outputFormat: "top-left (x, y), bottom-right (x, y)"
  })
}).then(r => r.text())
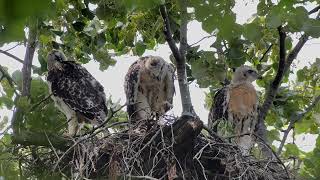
top-left (68, 113), bottom-right (80, 136)
top-left (237, 118), bottom-right (255, 156)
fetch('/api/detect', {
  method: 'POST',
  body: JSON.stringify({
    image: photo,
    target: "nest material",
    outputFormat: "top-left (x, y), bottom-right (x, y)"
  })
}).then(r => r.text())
top-left (47, 116), bottom-right (290, 180)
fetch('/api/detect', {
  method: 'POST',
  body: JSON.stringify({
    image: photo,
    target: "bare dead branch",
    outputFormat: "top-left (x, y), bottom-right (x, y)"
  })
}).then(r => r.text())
top-left (277, 95), bottom-right (320, 155)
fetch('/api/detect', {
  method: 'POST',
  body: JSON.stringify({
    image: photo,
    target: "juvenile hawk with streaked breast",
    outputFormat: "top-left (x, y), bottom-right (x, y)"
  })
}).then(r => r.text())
top-left (47, 50), bottom-right (108, 136)
top-left (208, 65), bottom-right (261, 155)
top-left (124, 56), bottom-right (175, 127)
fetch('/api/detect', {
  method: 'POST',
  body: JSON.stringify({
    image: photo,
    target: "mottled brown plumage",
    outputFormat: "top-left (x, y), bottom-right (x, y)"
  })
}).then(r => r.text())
top-left (208, 65), bottom-right (261, 155)
top-left (124, 56), bottom-right (175, 127)
top-left (47, 50), bottom-right (108, 136)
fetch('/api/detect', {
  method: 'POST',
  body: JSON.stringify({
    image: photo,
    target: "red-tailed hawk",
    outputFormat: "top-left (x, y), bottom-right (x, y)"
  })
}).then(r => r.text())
top-left (47, 50), bottom-right (108, 136)
top-left (124, 56), bottom-right (175, 125)
top-left (208, 65), bottom-right (261, 155)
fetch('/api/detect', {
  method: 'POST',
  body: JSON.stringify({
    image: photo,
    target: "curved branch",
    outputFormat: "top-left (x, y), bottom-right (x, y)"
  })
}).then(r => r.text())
top-left (256, 9), bottom-right (320, 158)
top-left (277, 95), bottom-right (320, 155)
top-left (256, 26), bottom-right (286, 157)
top-left (160, 2), bottom-right (195, 116)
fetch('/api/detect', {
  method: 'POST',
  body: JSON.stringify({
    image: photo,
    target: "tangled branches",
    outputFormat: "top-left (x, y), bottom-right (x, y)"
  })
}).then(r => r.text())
top-left (14, 115), bottom-right (290, 179)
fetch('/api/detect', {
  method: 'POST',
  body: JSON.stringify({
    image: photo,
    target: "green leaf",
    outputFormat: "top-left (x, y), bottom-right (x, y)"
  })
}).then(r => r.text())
top-left (92, 48), bottom-right (116, 71)
top-left (302, 18), bottom-right (320, 38)
top-left (134, 41), bottom-right (147, 56)
top-left (16, 96), bottom-right (30, 111)
top-left (257, 1), bottom-right (268, 16)
top-left (267, 129), bottom-right (280, 142)
top-left (202, 15), bottom-right (218, 33)
top-left (218, 13), bottom-right (240, 40)
top-left (0, 116), bottom-right (8, 130)
top-left (0, 96), bottom-right (14, 109)
top-left (283, 143), bottom-right (300, 157)
top-left (297, 68), bottom-right (306, 82)
top-left (266, 8), bottom-right (282, 28)
top-left (195, 5), bottom-right (211, 21)
top-left (243, 23), bottom-right (263, 42)
top-left (1, 79), bottom-right (14, 98)
top-left (225, 47), bottom-right (246, 67)
top-left (286, 6), bottom-right (308, 32)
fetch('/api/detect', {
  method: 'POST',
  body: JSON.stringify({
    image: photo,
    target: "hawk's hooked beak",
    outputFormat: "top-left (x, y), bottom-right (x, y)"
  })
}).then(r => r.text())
top-left (257, 74), bottom-right (263, 80)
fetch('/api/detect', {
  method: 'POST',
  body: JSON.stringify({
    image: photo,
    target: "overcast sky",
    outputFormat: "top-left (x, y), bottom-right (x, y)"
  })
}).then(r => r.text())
top-left (1, 0), bottom-right (319, 151)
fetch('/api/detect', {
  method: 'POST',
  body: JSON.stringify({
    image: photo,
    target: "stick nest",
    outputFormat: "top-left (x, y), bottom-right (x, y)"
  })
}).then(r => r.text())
top-left (35, 116), bottom-right (290, 180)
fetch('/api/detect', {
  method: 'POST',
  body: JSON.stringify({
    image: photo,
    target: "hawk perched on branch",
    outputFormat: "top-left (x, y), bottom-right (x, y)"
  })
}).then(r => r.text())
top-left (208, 65), bottom-right (261, 155)
top-left (47, 50), bottom-right (108, 136)
top-left (124, 56), bottom-right (175, 125)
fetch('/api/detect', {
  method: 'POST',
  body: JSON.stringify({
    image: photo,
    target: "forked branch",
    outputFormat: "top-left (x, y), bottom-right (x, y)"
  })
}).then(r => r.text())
top-left (257, 7), bottom-right (320, 158)
top-left (160, 2), bottom-right (195, 116)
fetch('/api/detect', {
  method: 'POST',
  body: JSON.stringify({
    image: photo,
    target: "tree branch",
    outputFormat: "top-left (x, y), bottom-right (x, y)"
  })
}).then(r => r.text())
top-left (160, 2), bottom-right (195, 116)
top-left (0, 49), bottom-right (37, 70)
top-left (256, 26), bottom-right (286, 158)
top-left (159, 5), bottom-right (181, 62)
top-left (308, 5), bottom-right (320, 15)
top-left (189, 34), bottom-right (215, 47)
top-left (11, 130), bottom-right (72, 150)
top-left (277, 95), bottom-right (320, 155)
top-left (256, 8), bottom-right (320, 158)
top-left (12, 24), bottom-right (38, 134)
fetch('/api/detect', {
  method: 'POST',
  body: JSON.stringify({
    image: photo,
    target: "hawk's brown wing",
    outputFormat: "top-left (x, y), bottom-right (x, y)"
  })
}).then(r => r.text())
top-left (208, 87), bottom-right (228, 132)
top-left (124, 60), bottom-right (142, 119)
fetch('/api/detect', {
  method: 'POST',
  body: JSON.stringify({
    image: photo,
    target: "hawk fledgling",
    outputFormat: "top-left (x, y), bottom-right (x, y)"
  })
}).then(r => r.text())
top-left (208, 65), bottom-right (261, 155)
top-left (47, 50), bottom-right (108, 136)
top-left (124, 56), bottom-right (175, 125)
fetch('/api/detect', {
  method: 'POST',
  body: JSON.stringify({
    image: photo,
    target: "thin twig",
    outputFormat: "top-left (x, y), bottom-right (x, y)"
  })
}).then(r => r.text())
top-left (53, 120), bottom-right (127, 171)
top-left (3, 43), bottom-right (21, 52)
top-left (259, 44), bottom-right (273, 62)
top-left (190, 34), bottom-right (215, 47)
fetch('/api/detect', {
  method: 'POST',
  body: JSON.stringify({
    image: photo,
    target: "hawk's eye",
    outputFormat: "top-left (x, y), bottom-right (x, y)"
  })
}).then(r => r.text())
top-left (248, 69), bottom-right (254, 74)
top-left (55, 55), bottom-right (62, 62)
top-left (151, 61), bottom-right (158, 66)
